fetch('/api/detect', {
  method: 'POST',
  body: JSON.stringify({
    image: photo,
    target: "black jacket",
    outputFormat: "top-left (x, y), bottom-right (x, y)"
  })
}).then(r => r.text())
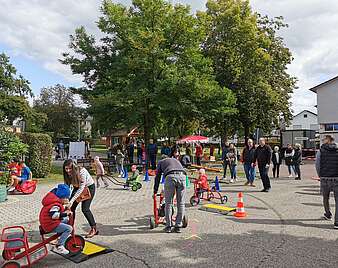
top-left (319, 143), bottom-right (338, 177)
top-left (242, 146), bottom-right (255, 164)
top-left (272, 152), bottom-right (282, 165)
top-left (253, 145), bottom-right (272, 165)
top-left (293, 149), bottom-right (302, 165)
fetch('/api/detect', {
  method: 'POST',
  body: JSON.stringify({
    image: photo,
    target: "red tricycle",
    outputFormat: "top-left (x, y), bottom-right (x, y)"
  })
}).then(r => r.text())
top-left (149, 193), bottom-right (188, 229)
top-left (8, 180), bottom-right (37, 195)
top-left (189, 179), bottom-right (228, 206)
top-left (1, 216), bottom-right (84, 268)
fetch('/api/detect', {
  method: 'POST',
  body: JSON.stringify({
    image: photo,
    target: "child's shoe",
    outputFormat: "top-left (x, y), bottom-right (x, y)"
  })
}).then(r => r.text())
top-left (54, 245), bottom-right (69, 255)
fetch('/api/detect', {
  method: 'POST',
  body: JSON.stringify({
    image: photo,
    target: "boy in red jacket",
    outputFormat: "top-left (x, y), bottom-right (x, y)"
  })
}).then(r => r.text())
top-left (39, 184), bottom-right (72, 255)
top-left (196, 169), bottom-right (209, 195)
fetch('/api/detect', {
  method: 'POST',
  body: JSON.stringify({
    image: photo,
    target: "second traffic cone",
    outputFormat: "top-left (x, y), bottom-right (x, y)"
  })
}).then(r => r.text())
top-left (143, 169), bottom-right (150, 182)
top-left (234, 192), bottom-right (247, 218)
top-left (214, 176), bottom-right (220, 192)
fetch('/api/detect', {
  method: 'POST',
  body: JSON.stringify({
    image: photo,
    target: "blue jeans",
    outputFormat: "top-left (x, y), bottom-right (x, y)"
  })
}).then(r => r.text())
top-left (230, 165), bottom-right (237, 179)
top-left (52, 218), bottom-right (72, 247)
top-left (287, 165), bottom-right (295, 175)
top-left (244, 163), bottom-right (256, 183)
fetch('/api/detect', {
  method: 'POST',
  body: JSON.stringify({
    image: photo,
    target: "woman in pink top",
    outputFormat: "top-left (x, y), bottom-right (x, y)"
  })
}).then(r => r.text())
top-left (94, 156), bottom-right (109, 188)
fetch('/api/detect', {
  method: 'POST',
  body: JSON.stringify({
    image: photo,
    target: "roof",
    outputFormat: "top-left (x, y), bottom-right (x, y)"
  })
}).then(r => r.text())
top-left (293, 110), bottom-right (317, 118)
top-left (309, 75), bottom-right (338, 93)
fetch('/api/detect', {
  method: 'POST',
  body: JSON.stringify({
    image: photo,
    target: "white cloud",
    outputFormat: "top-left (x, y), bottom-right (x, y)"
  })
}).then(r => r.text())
top-left (1, 0), bottom-right (337, 115)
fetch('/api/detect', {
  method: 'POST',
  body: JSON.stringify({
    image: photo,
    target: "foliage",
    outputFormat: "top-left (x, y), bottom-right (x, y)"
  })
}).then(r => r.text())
top-left (201, 0), bottom-right (296, 140)
top-left (25, 108), bottom-right (48, 133)
top-left (21, 133), bottom-right (53, 178)
top-left (0, 53), bottom-right (33, 124)
top-left (33, 84), bottom-right (84, 139)
top-left (62, 0), bottom-right (236, 144)
top-left (0, 128), bottom-right (29, 163)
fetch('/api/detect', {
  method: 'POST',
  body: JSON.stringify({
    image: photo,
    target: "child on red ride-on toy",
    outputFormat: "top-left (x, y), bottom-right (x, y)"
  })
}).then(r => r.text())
top-left (190, 169), bottom-right (228, 206)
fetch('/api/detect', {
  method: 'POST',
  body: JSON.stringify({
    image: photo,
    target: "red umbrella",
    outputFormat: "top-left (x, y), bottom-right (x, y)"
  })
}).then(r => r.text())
top-left (176, 135), bottom-right (209, 144)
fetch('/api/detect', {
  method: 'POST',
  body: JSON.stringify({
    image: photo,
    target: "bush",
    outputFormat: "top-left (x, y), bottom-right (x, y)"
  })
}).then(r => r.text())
top-left (21, 133), bottom-right (53, 178)
top-left (0, 128), bottom-right (28, 163)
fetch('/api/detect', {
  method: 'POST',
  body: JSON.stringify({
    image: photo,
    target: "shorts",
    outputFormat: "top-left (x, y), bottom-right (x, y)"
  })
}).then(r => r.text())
top-left (18, 177), bottom-right (28, 183)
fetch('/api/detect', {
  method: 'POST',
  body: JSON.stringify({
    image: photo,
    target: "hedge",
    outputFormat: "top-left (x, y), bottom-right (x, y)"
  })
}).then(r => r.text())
top-left (21, 133), bottom-right (53, 178)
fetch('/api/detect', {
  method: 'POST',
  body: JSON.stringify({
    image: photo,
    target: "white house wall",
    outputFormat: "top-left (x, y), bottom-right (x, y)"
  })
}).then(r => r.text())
top-left (317, 79), bottom-right (338, 124)
top-left (286, 111), bottom-right (318, 130)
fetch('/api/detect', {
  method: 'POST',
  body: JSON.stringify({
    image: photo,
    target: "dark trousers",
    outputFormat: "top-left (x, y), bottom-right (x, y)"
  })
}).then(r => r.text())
top-left (258, 164), bottom-right (271, 190)
top-left (294, 164), bottom-right (301, 179)
top-left (321, 178), bottom-right (338, 224)
top-left (223, 161), bottom-right (230, 178)
top-left (150, 154), bottom-right (156, 170)
top-left (71, 184), bottom-right (96, 227)
top-left (272, 164), bottom-right (280, 178)
top-left (196, 156), bottom-right (201, 166)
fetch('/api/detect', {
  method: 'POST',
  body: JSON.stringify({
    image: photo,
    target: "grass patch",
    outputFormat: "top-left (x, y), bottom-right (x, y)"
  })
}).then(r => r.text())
top-left (35, 163), bottom-right (63, 184)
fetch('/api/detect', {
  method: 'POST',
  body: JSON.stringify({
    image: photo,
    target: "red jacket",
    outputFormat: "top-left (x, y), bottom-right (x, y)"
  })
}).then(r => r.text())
top-left (196, 145), bottom-right (203, 157)
top-left (197, 174), bottom-right (209, 190)
top-left (39, 192), bottom-right (64, 233)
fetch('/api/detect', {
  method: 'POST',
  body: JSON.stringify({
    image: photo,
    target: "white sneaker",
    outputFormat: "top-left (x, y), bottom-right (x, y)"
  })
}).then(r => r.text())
top-left (288, 175), bottom-right (292, 178)
top-left (118, 174), bottom-right (122, 178)
top-left (54, 245), bottom-right (69, 255)
top-left (230, 179), bottom-right (234, 183)
top-left (8, 186), bottom-right (15, 192)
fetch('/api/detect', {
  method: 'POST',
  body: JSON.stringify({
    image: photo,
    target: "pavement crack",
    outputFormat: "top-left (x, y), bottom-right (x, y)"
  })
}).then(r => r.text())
top-left (247, 194), bottom-right (287, 268)
top-left (113, 248), bottom-right (151, 268)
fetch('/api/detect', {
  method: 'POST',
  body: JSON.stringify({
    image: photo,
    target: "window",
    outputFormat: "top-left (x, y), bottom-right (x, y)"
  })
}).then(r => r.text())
top-left (304, 114), bottom-right (307, 118)
top-left (324, 124), bottom-right (338, 131)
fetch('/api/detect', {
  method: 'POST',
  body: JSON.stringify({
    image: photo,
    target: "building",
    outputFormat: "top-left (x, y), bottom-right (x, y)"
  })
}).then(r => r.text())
top-left (309, 75), bottom-right (338, 142)
top-left (286, 110), bottom-right (319, 131)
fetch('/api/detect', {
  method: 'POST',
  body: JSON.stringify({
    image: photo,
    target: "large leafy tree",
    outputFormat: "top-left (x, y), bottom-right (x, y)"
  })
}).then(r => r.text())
top-left (0, 53), bottom-right (33, 124)
top-left (34, 84), bottom-right (82, 139)
top-left (201, 0), bottom-right (296, 141)
top-left (62, 0), bottom-right (235, 146)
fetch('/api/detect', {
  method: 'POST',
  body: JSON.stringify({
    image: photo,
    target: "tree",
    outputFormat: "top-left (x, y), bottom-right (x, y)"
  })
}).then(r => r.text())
top-left (62, 0), bottom-right (235, 146)
top-left (0, 53), bottom-right (33, 124)
top-left (201, 0), bottom-right (296, 142)
top-left (34, 84), bottom-right (82, 139)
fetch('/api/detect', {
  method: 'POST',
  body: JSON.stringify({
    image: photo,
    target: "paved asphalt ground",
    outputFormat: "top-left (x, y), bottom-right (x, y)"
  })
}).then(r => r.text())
top-left (1, 162), bottom-right (338, 268)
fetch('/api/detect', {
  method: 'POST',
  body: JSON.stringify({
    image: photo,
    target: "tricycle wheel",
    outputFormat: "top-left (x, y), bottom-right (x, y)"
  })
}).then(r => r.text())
top-left (137, 182), bottom-right (142, 189)
top-left (221, 195), bottom-right (228, 204)
top-left (149, 217), bottom-right (157, 229)
top-left (2, 249), bottom-right (16, 260)
top-left (190, 196), bottom-right (200, 206)
top-left (2, 261), bottom-right (21, 268)
top-left (131, 185), bottom-right (138, 191)
top-left (182, 215), bottom-right (188, 228)
top-left (207, 192), bottom-right (214, 201)
top-left (65, 235), bottom-right (85, 254)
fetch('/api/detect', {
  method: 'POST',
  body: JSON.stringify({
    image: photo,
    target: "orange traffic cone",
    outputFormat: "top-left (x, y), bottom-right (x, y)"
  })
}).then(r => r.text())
top-left (234, 192), bottom-right (247, 218)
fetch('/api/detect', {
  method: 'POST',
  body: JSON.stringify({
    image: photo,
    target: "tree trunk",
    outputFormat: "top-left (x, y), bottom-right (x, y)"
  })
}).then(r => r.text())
top-left (143, 99), bottom-right (151, 169)
top-left (244, 124), bottom-right (250, 146)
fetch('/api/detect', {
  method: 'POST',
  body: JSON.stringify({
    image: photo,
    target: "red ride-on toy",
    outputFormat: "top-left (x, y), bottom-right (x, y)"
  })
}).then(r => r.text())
top-left (9, 180), bottom-right (38, 195)
top-left (1, 216), bottom-right (84, 268)
top-left (149, 193), bottom-right (188, 229)
top-left (189, 179), bottom-right (228, 206)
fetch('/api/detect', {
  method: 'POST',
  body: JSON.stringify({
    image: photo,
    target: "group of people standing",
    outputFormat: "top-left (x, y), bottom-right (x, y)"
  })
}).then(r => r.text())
top-left (221, 138), bottom-right (303, 192)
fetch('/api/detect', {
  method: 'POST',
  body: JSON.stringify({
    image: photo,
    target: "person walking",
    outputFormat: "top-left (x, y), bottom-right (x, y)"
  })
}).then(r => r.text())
top-left (63, 159), bottom-right (98, 238)
top-left (315, 135), bottom-right (338, 229)
top-left (93, 156), bottom-right (109, 188)
top-left (242, 139), bottom-right (256, 186)
top-left (221, 142), bottom-right (230, 180)
top-left (116, 149), bottom-right (125, 177)
top-left (272, 146), bottom-right (282, 178)
top-left (252, 138), bottom-right (272, 192)
top-left (58, 140), bottom-right (65, 160)
top-left (293, 144), bottom-right (302, 180)
top-left (284, 144), bottom-right (295, 178)
top-left (147, 139), bottom-right (158, 170)
top-left (128, 140), bottom-right (135, 164)
top-left (195, 142), bottom-right (203, 166)
top-left (226, 144), bottom-right (238, 183)
top-left (153, 156), bottom-right (186, 233)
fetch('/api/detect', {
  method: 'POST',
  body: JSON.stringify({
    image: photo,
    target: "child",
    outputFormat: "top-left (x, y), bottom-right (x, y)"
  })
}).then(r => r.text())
top-left (116, 150), bottom-right (125, 177)
top-left (39, 184), bottom-right (73, 255)
top-left (93, 156), bottom-right (109, 188)
top-left (196, 169), bottom-right (209, 195)
top-left (125, 165), bottom-right (140, 188)
top-left (8, 161), bottom-right (32, 192)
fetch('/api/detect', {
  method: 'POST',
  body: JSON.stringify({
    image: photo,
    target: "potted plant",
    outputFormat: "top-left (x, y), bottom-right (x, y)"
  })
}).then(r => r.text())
top-left (0, 162), bottom-right (9, 202)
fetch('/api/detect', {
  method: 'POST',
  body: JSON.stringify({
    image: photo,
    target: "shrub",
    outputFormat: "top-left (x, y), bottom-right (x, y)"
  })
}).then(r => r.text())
top-left (0, 128), bottom-right (29, 163)
top-left (21, 133), bottom-right (53, 178)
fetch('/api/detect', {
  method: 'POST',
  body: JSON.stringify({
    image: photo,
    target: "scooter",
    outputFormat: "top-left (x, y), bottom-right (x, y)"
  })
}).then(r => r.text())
top-left (1, 216), bottom-right (84, 268)
top-left (149, 193), bottom-right (188, 229)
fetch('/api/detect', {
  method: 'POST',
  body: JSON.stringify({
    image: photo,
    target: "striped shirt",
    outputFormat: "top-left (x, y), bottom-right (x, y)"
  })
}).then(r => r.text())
top-left (70, 168), bottom-right (95, 204)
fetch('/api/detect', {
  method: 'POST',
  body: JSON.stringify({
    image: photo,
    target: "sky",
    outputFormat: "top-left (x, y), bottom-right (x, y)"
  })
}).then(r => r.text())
top-left (1, 0), bottom-right (338, 114)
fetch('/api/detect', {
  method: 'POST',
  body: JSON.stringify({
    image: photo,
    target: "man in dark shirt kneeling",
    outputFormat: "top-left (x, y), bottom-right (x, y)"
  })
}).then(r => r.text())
top-left (154, 156), bottom-right (186, 233)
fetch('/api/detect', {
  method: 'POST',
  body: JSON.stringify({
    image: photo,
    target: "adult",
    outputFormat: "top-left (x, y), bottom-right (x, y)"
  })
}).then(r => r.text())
top-left (153, 156), bottom-right (186, 233)
top-left (226, 144), bottom-right (238, 183)
top-left (128, 140), bottom-right (135, 164)
top-left (221, 142), bottom-right (230, 180)
top-left (210, 144), bottom-right (215, 157)
top-left (315, 135), bottom-right (338, 228)
top-left (93, 156), bottom-right (109, 188)
top-left (252, 138), bottom-right (272, 192)
top-left (161, 142), bottom-right (171, 156)
top-left (272, 146), bottom-right (282, 178)
top-left (170, 144), bottom-right (181, 160)
top-left (136, 141), bottom-right (142, 164)
top-left (242, 139), bottom-right (256, 186)
top-left (195, 142), bottom-right (203, 166)
top-left (58, 140), bottom-right (65, 160)
top-left (293, 144), bottom-right (302, 180)
top-left (284, 144), bottom-right (295, 178)
top-left (147, 139), bottom-right (158, 170)
top-left (180, 150), bottom-right (192, 168)
top-left (63, 159), bottom-right (98, 238)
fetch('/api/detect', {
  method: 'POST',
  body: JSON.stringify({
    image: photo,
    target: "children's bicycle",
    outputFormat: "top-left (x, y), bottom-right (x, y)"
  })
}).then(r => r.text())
top-left (149, 193), bottom-right (188, 229)
top-left (1, 216), bottom-right (84, 268)
top-left (189, 179), bottom-right (228, 206)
